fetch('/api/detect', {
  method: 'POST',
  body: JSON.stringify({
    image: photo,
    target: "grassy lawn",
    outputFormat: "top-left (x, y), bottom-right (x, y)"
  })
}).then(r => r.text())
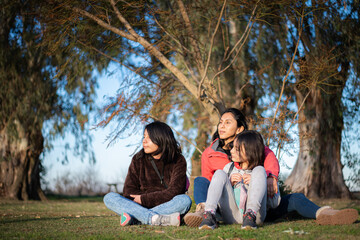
top-left (1, 195), bottom-right (359, 240)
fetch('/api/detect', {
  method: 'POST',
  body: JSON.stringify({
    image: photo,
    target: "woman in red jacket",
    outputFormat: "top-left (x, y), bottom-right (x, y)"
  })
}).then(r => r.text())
top-left (185, 108), bottom-right (280, 227)
top-left (104, 121), bottom-right (192, 226)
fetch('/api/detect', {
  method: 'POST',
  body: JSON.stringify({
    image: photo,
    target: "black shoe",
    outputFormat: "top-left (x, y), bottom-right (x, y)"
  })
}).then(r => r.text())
top-left (199, 211), bottom-right (217, 230)
top-left (242, 210), bottom-right (257, 229)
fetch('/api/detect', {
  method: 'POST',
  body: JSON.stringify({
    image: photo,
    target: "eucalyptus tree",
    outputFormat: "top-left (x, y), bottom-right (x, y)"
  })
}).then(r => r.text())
top-left (279, 1), bottom-right (360, 198)
top-left (0, 0), bottom-right (107, 200)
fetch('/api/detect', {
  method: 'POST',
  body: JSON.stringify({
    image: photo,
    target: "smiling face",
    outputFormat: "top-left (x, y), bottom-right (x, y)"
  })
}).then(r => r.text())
top-left (142, 129), bottom-right (159, 157)
top-left (218, 112), bottom-right (244, 145)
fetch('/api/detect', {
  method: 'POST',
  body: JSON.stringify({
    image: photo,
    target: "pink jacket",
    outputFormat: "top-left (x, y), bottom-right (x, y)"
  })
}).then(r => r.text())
top-left (201, 139), bottom-right (279, 181)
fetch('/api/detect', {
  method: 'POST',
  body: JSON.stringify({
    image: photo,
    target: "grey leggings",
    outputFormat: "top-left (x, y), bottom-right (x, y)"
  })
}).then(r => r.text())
top-left (205, 166), bottom-right (267, 224)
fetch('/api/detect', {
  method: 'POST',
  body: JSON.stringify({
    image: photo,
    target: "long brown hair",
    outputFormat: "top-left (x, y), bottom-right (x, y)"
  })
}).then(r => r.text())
top-left (234, 130), bottom-right (265, 170)
top-left (134, 121), bottom-right (182, 164)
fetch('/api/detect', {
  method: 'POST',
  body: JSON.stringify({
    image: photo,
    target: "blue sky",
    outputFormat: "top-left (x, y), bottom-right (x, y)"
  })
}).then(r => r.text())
top-left (42, 65), bottom-right (137, 190)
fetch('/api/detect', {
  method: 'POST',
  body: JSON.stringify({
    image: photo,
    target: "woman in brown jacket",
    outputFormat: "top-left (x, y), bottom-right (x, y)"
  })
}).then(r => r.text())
top-left (104, 121), bottom-right (192, 226)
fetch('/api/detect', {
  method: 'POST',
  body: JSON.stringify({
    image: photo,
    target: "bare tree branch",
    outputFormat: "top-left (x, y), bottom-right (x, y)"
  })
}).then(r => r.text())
top-left (72, 6), bottom-right (137, 41)
top-left (71, 0), bottom-right (224, 125)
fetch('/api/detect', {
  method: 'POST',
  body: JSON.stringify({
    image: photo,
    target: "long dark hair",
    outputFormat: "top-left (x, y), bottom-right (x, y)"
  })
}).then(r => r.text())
top-left (212, 108), bottom-right (248, 150)
top-left (234, 130), bottom-right (265, 170)
top-left (135, 121), bottom-right (182, 164)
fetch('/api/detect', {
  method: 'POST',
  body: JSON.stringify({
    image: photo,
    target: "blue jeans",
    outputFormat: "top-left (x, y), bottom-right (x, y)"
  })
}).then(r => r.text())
top-left (266, 193), bottom-right (320, 221)
top-left (193, 176), bottom-right (210, 204)
top-left (104, 192), bottom-right (192, 225)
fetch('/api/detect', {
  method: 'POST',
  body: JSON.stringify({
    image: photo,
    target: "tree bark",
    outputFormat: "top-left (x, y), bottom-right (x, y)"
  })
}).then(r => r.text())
top-left (190, 115), bottom-right (212, 177)
top-left (285, 86), bottom-right (351, 198)
top-left (0, 120), bottom-right (46, 200)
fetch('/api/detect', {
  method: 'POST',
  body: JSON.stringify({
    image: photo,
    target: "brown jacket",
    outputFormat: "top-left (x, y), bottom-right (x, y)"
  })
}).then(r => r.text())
top-left (123, 154), bottom-right (187, 208)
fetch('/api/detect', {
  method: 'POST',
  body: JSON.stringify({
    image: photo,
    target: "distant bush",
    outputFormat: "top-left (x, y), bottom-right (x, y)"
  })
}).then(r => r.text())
top-left (44, 166), bottom-right (106, 196)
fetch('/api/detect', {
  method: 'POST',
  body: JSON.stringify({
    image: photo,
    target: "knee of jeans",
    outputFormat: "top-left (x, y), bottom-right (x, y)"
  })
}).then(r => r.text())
top-left (287, 193), bottom-right (306, 209)
top-left (290, 193), bottom-right (306, 201)
top-left (103, 192), bottom-right (117, 205)
top-left (252, 166), bottom-right (266, 175)
top-left (194, 176), bottom-right (208, 185)
top-left (183, 195), bottom-right (193, 209)
top-left (174, 194), bottom-right (192, 210)
top-left (213, 170), bottom-right (227, 182)
top-left (194, 177), bottom-right (210, 190)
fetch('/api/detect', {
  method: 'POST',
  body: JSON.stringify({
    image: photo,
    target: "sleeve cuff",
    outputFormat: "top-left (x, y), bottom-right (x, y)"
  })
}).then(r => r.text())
top-left (267, 173), bottom-right (278, 180)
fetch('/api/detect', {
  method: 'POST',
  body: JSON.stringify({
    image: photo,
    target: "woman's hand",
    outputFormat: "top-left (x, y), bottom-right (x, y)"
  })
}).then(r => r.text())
top-left (230, 173), bottom-right (243, 186)
top-left (267, 177), bottom-right (278, 198)
top-left (130, 194), bottom-right (142, 204)
top-left (242, 174), bottom-right (251, 184)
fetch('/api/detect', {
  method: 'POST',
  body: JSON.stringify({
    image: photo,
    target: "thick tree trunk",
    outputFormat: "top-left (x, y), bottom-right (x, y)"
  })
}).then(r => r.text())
top-left (285, 87), bottom-right (351, 198)
top-left (0, 121), bottom-right (46, 200)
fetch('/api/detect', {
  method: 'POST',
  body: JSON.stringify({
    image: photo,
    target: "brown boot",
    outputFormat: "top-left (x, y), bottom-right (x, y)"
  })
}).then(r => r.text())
top-left (184, 202), bottom-right (205, 227)
top-left (316, 206), bottom-right (359, 225)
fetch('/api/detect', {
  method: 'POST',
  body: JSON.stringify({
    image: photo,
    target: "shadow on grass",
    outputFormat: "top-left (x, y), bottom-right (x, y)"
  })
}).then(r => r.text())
top-left (1, 215), bottom-right (107, 224)
top-left (45, 194), bottom-right (104, 202)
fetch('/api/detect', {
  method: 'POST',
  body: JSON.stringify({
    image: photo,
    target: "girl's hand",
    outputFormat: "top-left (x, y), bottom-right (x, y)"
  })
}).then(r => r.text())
top-left (242, 174), bottom-right (251, 184)
top-left (130, 194), bottom-right (142, 204)
top-left (230, 173), bottom-right (243, 186)
top-left (267, 177), bottom-right (278, 198)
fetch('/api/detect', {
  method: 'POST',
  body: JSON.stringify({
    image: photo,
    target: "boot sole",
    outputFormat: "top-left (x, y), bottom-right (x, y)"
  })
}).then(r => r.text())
top-left (316, 209), bottom-right (359, 225)
top-left (174, 213), bottom-right (181, 226)
top-left (184, 215), bottom-right (203, 227)
top-left (199, 224), bottom-right (217, 230)
top-left (241, 225), bottom-right (257, 230)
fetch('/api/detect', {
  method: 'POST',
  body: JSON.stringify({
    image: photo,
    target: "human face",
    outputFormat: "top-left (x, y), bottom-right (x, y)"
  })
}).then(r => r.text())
top-left (230, 140), bottom-right (248, 165)
top-left (143, 129), bottom-right (159, 157)
top-left (218, 112), bottom-right (244, 145)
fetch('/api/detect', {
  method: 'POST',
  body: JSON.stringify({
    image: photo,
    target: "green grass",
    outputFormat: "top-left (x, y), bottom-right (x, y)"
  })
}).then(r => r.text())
top-left (0, 196), bottom-right (359, 240)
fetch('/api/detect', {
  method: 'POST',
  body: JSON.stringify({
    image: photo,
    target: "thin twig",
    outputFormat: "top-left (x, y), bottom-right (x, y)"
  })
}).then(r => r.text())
top-left (76, 39), bottom-right (159, 87)
top-left (267, 6), bottom-right (305, 145)
top-left (224, 0), bottom-right (259, 62)
top-left (72, 6), bottom-right (136, 41)
top-left (152, 14), bottom-right (191, 54)
top-left (211, 21), bottom-right (254, 82)
top-left (210, 0), bottom-right (259, 83)
top-left (276, 89), bottom-right (311, 157)
top-left (198, 0), bottom-right (228, 97)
